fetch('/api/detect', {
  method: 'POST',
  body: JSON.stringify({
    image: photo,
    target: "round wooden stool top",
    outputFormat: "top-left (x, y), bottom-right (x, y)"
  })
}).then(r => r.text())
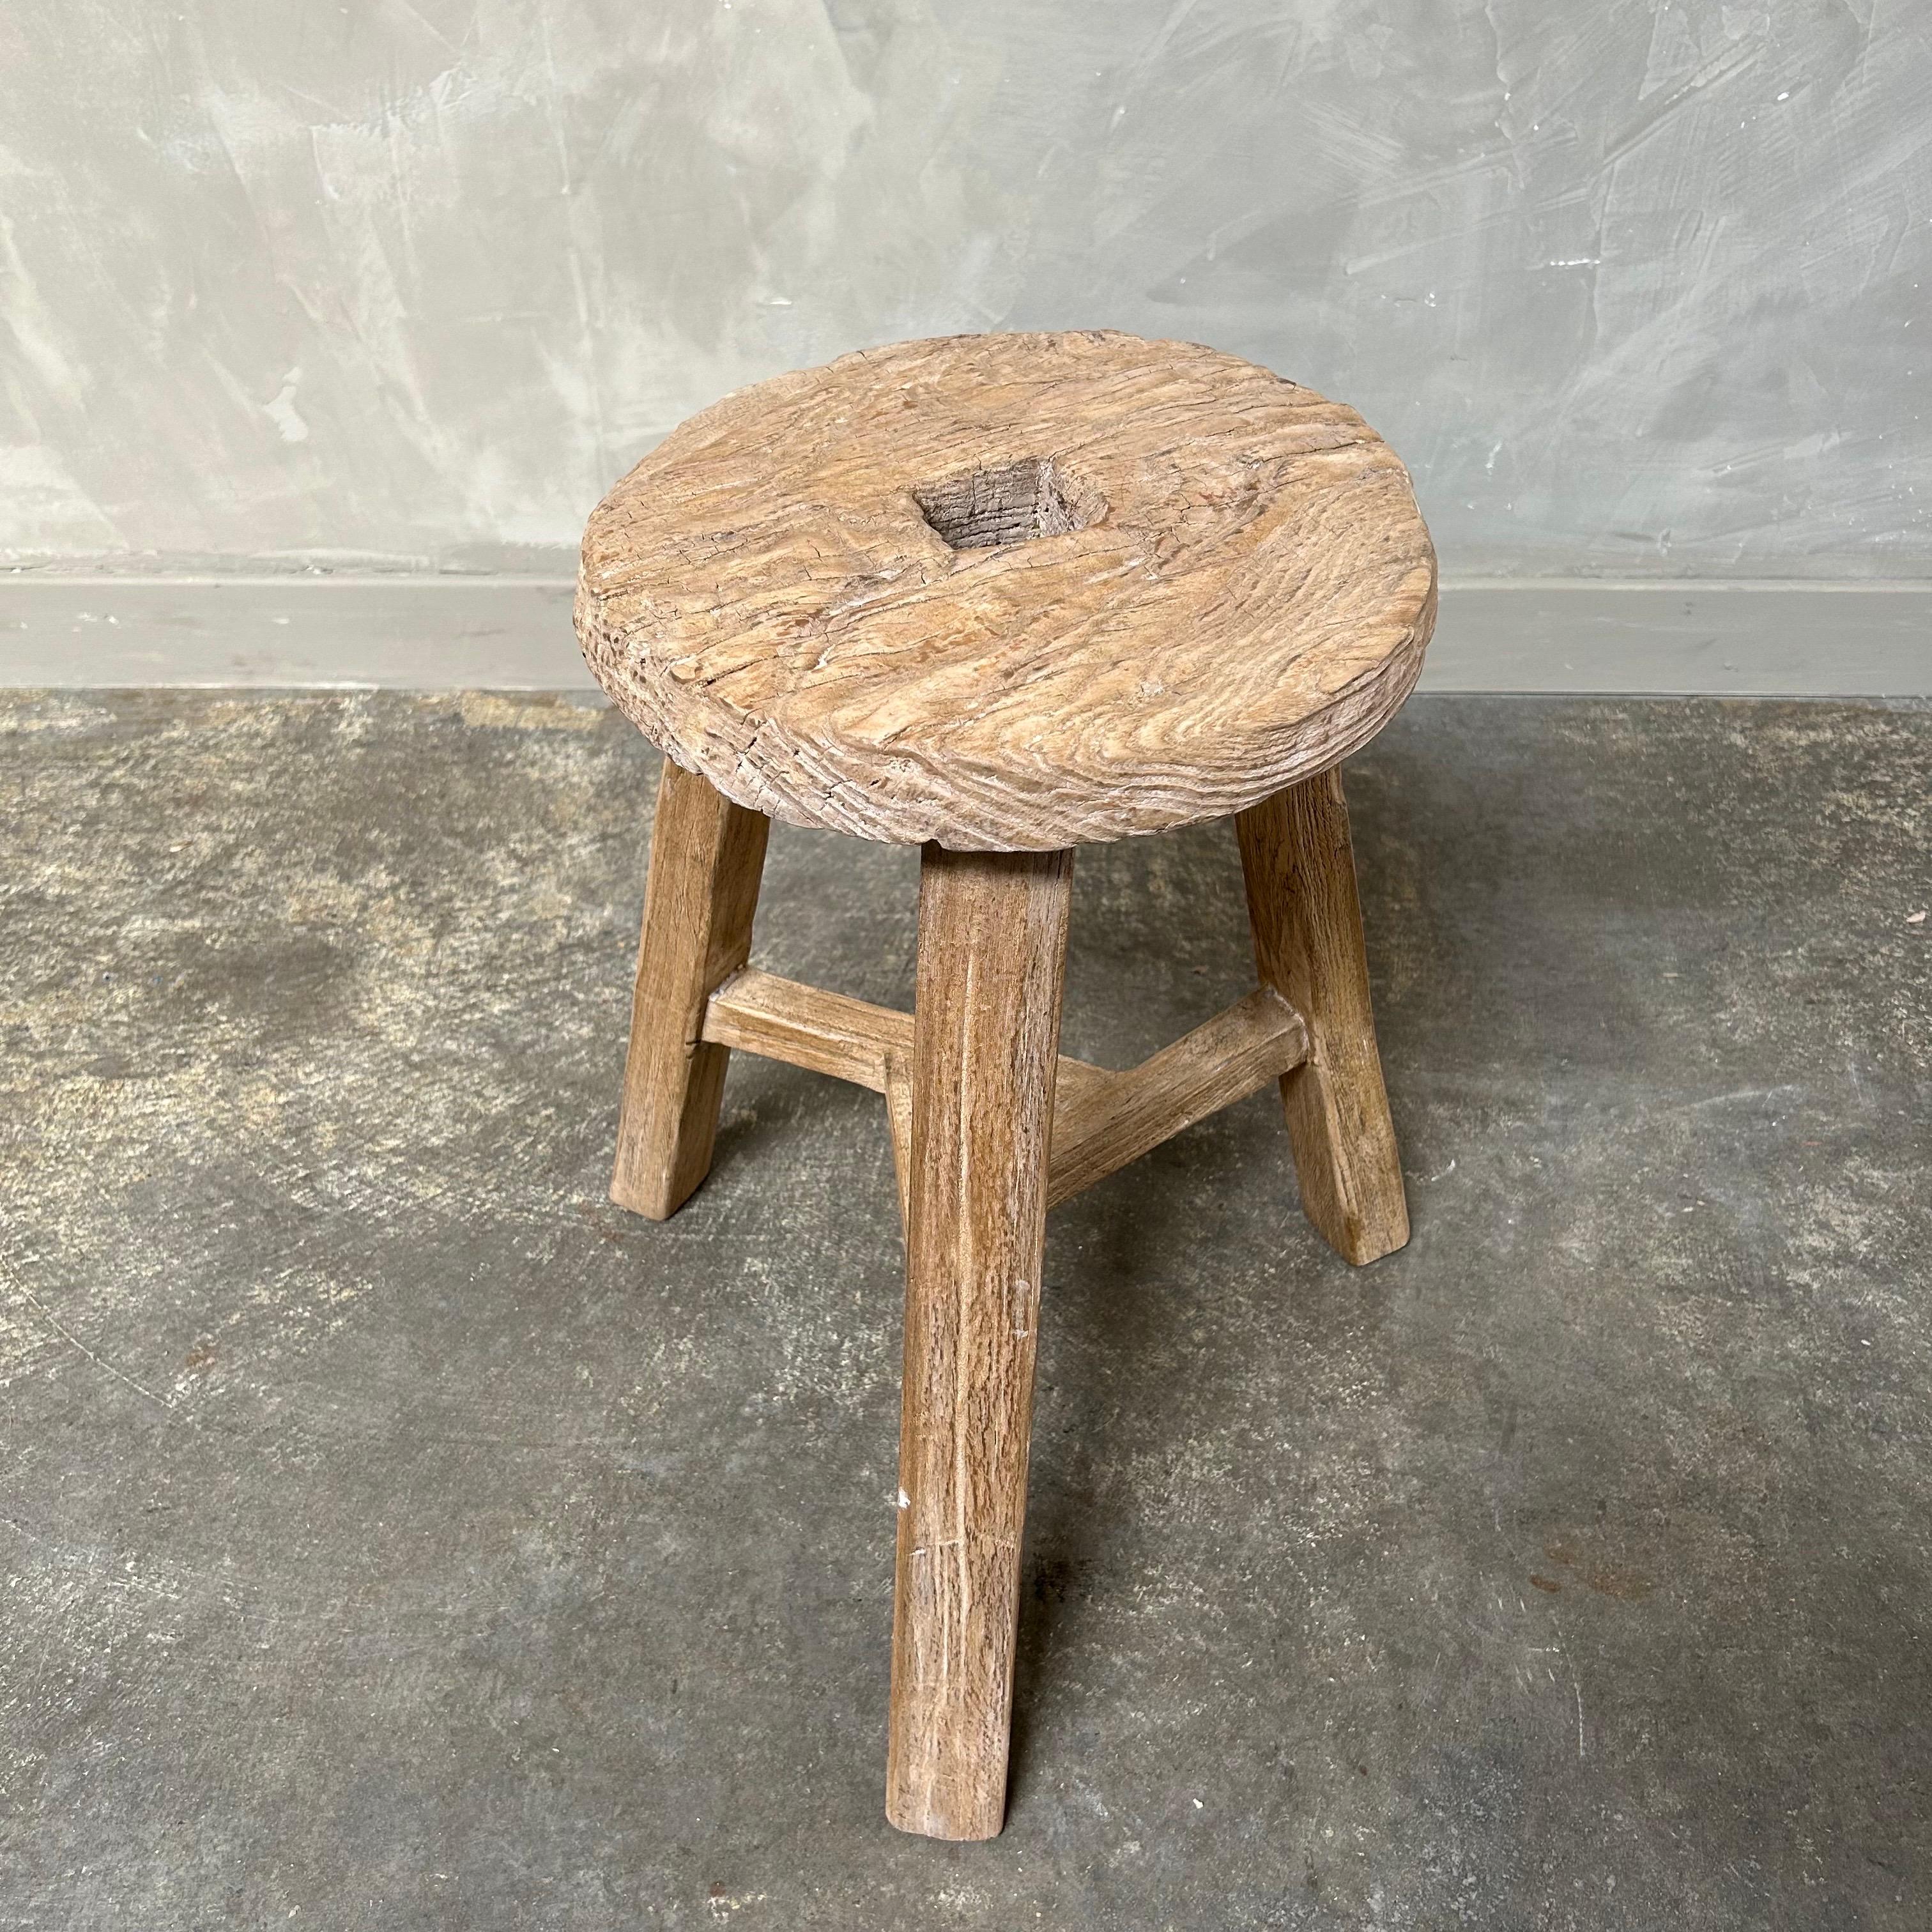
top-left (577, 330), bottom-right (1435, 851)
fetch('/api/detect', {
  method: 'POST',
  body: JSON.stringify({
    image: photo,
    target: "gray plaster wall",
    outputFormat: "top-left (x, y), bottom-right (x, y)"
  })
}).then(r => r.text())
top-left (3, 1), bottom-right (1929, 579)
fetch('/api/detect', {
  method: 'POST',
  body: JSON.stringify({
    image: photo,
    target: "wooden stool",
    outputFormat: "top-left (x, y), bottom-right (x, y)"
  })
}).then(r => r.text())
top-left (576, 331), bottom-right (1436, 1841)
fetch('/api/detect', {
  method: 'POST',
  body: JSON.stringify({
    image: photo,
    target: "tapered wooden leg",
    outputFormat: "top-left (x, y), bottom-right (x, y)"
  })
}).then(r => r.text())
top-left (610, 762), bottom-right (770, 1220)
top-left (886, 845), bottom-right (1073, 1841)
top-left (1236, 769), bottom-right (1409, 1264)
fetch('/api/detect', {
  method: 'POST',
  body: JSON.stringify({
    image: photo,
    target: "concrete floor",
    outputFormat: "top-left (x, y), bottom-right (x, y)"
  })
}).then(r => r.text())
top-left (2, 691), bottom-right (1928, 1929)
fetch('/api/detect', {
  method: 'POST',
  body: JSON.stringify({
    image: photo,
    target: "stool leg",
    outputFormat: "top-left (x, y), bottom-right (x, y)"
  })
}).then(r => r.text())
top-left (1236, 769), bottom-right (1409, 1264)
top-left (886, 844), bottom-right (1073, 1841)
top-left (610, 761), bottom-right (770, 1220)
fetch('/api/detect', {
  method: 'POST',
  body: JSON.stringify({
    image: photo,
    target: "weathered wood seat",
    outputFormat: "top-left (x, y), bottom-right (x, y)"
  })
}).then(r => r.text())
top-left (575, 330), bottom-right (1436, 1842)
top-left (579, 329), bottom-right (1434, 850)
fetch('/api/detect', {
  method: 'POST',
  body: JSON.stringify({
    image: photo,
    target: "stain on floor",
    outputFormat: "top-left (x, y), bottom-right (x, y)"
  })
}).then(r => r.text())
top-left (2, 691), bottom-right (1928, 1929)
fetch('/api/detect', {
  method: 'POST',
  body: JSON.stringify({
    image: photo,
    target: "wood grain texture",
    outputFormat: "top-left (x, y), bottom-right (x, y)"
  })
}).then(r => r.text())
top-left (610, 762), bottom-right (769, 1219)
top-left (882, 1048), bottom-right (914, 1237)
top-left (703, 967), bottom-right (1300, 1214)
top-left (1236, 771), bottom-right (1409, 1264)
top-left (887, 844), bottom-right (1073, 1840)
top-left (1045, 987), bottom-right (1308, 1209)
top-left (702, 967), bottom-right (1114, 1109)
top-left (578, 330), bottom-right (1436, 852)
top-left (702, 967), bottom-right (902, 1092)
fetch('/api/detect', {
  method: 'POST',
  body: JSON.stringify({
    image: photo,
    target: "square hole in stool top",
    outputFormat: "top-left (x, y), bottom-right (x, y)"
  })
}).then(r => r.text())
top-left (912, 456), bottom-right (1106, 551)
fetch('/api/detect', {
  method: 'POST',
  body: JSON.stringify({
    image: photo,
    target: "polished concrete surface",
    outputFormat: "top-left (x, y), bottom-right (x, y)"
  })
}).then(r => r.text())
top-left (3, 693), bottom-right (1927, 1928)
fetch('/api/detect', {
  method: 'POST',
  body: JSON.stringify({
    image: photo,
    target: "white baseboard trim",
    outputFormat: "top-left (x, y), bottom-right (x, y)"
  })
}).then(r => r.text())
top-left (1, 574), bottom-right (1927, 695)
top-left (0, 576), bottom-right (585, 691)
top-left (1425, 580), bottom-right (1929, 694)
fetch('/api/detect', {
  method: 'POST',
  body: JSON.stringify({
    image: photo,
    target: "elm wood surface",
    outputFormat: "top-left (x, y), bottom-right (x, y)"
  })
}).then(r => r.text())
top-left (700, 965), bottom-right (1115, 1110)
top-left (609, 762), bottom-right (769, 1220)
top-left (610, 761), bottom-right (1411, 1839)
top-left (882, 1050), bottom-right (914, 1236)
top-left (1236, 770), bottom-right (1410, 1264)
top-left (586, 332), bottom-right (1426, 1842)
top-left (886, 845), bottom-right (1073, 1841)
top-left (576, 330), bottom-right (1436, 851)
top-left (703, 968), bottom-right (905, 1091)
top-left (700, 967), bottom-right (1309, 1213)
top-left (1043, 986), bottom-right (1308, 1210)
